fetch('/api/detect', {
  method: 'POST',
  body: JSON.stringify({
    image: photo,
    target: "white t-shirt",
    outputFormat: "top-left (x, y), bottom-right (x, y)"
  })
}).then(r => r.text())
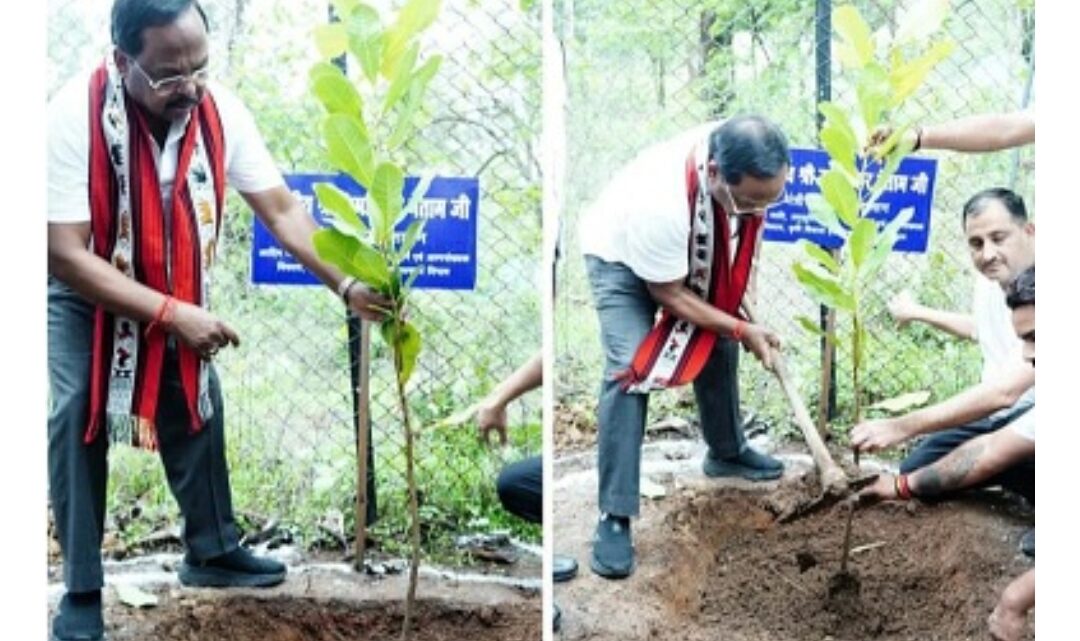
top-left (578, 121), bottom-right (722, 283)
top-left (48, 75), bottom-right (284, 224)
top-left (972, 274), bottom-right (1035, 406)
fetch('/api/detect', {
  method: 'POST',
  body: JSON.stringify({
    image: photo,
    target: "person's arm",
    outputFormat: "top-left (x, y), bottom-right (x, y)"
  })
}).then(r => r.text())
top-left (888, 290), bottom-right (976, 341)
top-left (988, 569), bottom-right (1035, 641)
top-left (477, 351), bottom-right (542, 446)
top-left (48, 222), bottom-right (240, 354)
top-left (645, 279), bottom-right (780, 370)
top-left (851, 361), bottom-right (1034, 452)
top-left (917, 111), bottom-right (1035, 153)
top-left (856, 425), bottom-right (1034, 504)
top-left (241, 186), bottom-right (389, 320)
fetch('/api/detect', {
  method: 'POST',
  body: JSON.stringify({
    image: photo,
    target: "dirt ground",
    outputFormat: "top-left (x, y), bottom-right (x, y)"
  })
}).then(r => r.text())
top-left (47, 555), bottom-right (539, 640)
top-left (554, 439), bottom-right (1034, 641)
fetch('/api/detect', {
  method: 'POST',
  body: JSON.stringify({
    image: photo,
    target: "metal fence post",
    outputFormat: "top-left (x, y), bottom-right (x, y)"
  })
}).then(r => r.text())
top-left (814, 0), bottom-right (837, 432)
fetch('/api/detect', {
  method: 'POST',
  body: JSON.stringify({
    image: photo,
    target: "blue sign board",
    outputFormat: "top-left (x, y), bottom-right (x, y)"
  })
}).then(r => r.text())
top-left (762, 147), bottom-right (937, 253)
top-left (252, 174), bottom-right (478, 290)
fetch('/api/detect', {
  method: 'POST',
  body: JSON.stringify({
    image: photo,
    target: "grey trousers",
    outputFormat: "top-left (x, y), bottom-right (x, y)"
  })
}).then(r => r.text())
top-left (48, 278), bottom-right (240, 592)
top-left (586, 257), bottom-right (747, 517)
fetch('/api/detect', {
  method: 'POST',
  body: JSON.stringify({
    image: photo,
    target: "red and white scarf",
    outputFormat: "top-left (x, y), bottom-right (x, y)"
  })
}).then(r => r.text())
top-left (85, 57), bottom-right (226, 450)
top-left (616, 138), bottom-right (762, 393)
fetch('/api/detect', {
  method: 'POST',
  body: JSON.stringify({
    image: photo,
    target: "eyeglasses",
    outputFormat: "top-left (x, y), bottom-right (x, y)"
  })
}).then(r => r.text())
top-left (126, 56), bottom-right (210, 93)
top-left (721, 179), bottom-right (786, 215)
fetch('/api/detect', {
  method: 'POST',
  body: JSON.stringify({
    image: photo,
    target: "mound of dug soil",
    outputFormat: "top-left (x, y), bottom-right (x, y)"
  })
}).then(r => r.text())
top-left (644, 487), bottom-right (1033, 641)
top-left (148, 596), bottom-right (538, 641)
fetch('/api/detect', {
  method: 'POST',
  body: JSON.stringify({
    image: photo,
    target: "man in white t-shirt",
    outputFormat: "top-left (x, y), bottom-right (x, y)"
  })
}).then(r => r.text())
top-left (851, 189), bottom-right (1035, 510)
top-left (579, 116), bottom-right (790, 579)
top-left (857, 265), bottom-right (1035, 641)
top-left (47, 2), bottom-right (388, 639)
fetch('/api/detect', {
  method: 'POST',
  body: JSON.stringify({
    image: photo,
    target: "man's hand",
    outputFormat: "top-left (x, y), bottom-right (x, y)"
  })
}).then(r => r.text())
top-left (740, 323), bottom-right (781, 371)
top-left (988, 594), bottom-right (1028, 641)
top-left (855, 473), bottom-right (898, 507)
top-left (476, 402), bottom-right (509, 447)
top-left (887, 290), bottom-right (919, 328)
top-left (170, 301), bottom-right (241, 358)
top-left (346, 282), bottom-right (393, 322)
top-left (850, 417), bottom-right (908, 453)
top-left (865, 125), bottom-right (918, 160)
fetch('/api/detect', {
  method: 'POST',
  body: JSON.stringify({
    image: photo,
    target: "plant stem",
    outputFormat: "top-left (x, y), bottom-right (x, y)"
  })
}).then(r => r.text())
top-left (392, 310), bottom-right (421, 641)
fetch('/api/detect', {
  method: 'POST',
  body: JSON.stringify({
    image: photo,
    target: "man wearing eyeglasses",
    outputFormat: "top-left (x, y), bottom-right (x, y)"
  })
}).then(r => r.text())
top-left (577, 116), bottom-right (790, 579)
top-left (46, 2), bottom-right (389, 639)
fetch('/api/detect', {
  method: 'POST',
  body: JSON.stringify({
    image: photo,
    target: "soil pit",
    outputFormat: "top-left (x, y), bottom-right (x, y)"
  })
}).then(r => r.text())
top-left (119, 596), bottom-right (538, 641)
top-left (640, 487), bottom-right (1034, 641)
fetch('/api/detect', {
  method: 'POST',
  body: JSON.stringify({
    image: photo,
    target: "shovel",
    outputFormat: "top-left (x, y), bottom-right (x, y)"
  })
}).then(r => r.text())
top-left (740, 305), bottom-right (876, 521)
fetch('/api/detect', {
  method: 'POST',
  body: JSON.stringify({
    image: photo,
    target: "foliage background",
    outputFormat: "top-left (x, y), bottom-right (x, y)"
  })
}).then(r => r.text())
top-left (553, 0), bottom-right (1035, 450)
top-left (47, 0), bottom-right (542, 559)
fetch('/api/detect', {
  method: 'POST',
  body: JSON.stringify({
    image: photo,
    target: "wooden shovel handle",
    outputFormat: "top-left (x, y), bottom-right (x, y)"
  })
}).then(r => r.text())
top-left (741, 304), bottom-right (848, 495)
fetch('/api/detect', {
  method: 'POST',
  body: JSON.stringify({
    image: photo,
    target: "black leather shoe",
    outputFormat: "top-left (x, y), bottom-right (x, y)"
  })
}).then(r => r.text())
top-left (553, 603), bottom-right (562, 633)
top-left (179, 547), bottom-right (286, 588)
top-left (590, 513), bottom-right (634, 579)
top-left (703, 447), bottom-right (783, 481)
top-left (553, 554), bottom-right (578, 583)
top-left (51, 591), bottom-right (105, 641)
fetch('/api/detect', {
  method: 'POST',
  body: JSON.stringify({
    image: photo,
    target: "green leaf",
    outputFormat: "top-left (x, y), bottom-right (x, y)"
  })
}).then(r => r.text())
top-left (387, 96), bottom-right (420, 150)
top-left (323, 114), bottom-right (374, 189)
top-left (383, 41), bottom-right (420, 113)
top-left (346, 4), bottom-right (383, 84)
top-left (794, 263), bottom-right (855, 311)
top-left (314, 182), bottom-right (366, 234)
top-left (868, 130), bottom-right (916, 204)
top-left (819, 168), bottom-right (859, 228)
top-left (796, 315), bottom-right (824, 336)
top-left (396, 218), bottom-right (426, 262)
top-left (309, 62), bottom-right (363, 116)
top-left (862, 206), bottom-right (914, 282)
top-left (314, 23), bottom-right (347, 60)
top-left (331, 0), bottom-right (360, 17)
top-left (895, 0), bottom-right (951, 44)
top-left (403, 265), bottom-right (422, 290)
top-left (805, 194), bottom-right (845, 237)
top-left (799, 239), bottom-right (839, 274)
top-left (381, 320), bottom-right (423, 385)
top-left (818, 102), bottom-right (858, 177)
top-left (849, 217), bottom-right (877, 267)
top-left (834, 5), bottom-right (875, 68)
top-left (370, 163), bottom-right (405, 244)
top-left (856, 63), bottom-right (890, 134)
top-left (889, 41), bottom-right (955, 106)
top-left (398, 0), bottom-right (442, 34)
top-left (313, 228), bottom-right (390, 291)
top-left (408, 54), bottom-right (442, 108)
top-left (868, 390), bottom-right (931, 413)
top-left (821, 126), bottom-right (857, 178)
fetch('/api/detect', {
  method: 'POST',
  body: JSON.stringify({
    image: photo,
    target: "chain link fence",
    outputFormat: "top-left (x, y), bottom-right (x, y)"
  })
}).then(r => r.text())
top-left (47, 0), bottom-right (541, 558)
top-left (554, 0), bottom-right (1035, 449)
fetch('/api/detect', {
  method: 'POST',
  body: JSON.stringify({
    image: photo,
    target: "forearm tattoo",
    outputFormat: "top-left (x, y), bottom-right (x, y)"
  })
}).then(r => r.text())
top-left (915, 440), bottom-right (987, 496)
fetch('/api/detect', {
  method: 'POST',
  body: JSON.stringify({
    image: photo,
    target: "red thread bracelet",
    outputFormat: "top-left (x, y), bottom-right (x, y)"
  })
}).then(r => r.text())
top-left (145, 296), bottom-right (175, 337)
top-left (732, 319), bottom-right (746, 341)
top-left (897, 473), bottom-right (913, 500)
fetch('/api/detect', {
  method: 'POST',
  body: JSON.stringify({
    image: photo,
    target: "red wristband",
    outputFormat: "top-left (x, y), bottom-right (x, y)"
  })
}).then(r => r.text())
top-left (145, 295), bottom-right (175, 337)
top-left (732, 319), bottom-right (746, 341)
top-left (896, 473), bottom-right (913, 500)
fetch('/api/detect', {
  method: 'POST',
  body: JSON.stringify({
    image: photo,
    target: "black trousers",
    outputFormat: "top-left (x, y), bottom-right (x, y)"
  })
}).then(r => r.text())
top-left (497, 456), bottom-right (541, 524)
top-left (48, 280), bottom-right (240, 592)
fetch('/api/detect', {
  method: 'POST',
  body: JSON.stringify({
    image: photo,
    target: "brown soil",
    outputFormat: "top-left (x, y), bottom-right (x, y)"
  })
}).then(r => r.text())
top-left (642, 486), bottom-right (1034, 641)
top-left (137, 596), bottom-right (538, 641)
